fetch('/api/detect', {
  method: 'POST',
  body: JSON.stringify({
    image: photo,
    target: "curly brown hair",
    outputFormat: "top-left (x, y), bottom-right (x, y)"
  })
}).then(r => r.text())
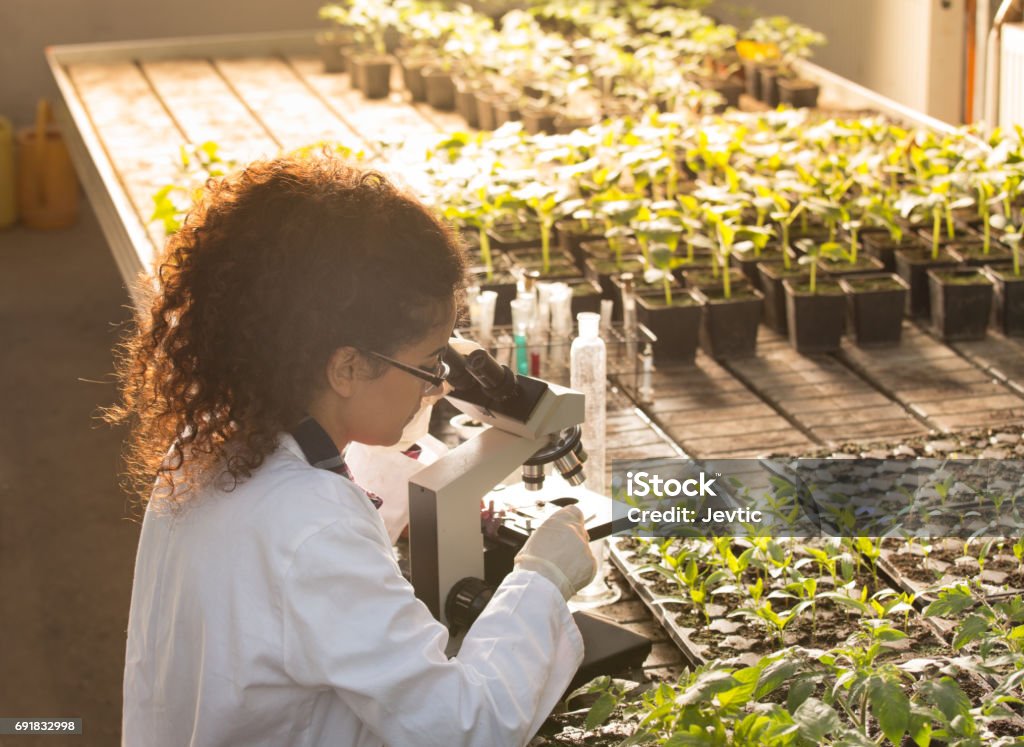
top-left (108, 154), bottom-right (467, 509)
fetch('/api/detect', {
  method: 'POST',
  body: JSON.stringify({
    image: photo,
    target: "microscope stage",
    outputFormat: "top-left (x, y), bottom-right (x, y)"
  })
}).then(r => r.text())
top-left (483, 481), bottom-right (615, 541)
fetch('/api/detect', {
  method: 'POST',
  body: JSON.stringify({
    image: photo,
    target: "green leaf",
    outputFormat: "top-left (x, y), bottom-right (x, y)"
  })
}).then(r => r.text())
top-left (953, 614), bottom-right (991, 650)
top-left (922, 677), bottom-right (971, 723)
top-left (868, 678), bottom-right (909, 746)
top-left (786, 676), bottom-right (817, 714)
top-left (675, 670), bottom-right (737, 707)
top-left (793, 697), bottom-right (840, 742)
top-left (584, 691), bottom-right (617, 730)
top-left (923, 585), bottom-right (975, 618)
top-left (717, 665), bottom-right (761, 708)
top-left (755, 659), bottom-right (802, 699)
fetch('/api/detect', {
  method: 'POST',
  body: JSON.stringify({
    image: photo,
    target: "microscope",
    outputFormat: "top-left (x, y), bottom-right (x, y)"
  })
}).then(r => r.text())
top-left (408, 345), bottom-right (651, 686)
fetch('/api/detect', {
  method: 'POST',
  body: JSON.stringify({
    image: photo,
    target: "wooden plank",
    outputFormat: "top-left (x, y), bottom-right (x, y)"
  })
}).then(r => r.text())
top-left (690, 430), bottom-right (815, 456)
top-left (667, 414), bottom-right (798, 441)
top-left (835, 325), bottom-right (1024, 431)
top-left (140, 58), bottom-right (279, 160)
top-left (287, 55), bottom-right (444, 165)
top-left (66, 61), bottom-right (183, 257)
top-left (657, 402), bottom-right (780, 427)
top-left (213, 57), bottom-right (360, 152)
top-left (726, 340), bottom-right (923, 446)
top-left (631, 353), bottom-right (815, 455)
top-left (952, 334), bottom-right (1024, 395)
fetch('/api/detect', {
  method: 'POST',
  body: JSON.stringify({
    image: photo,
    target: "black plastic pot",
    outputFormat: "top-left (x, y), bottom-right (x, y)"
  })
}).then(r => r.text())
top-left (947, 242), bottom-right (1013, 267)
top-left (354, 56), bottom-right (392, 99)
top-left (423, 68), bottom-right (456, 111)
top-left (475, 91), bottom-right (497, 131)
top-left (777, 78), bottom-right (820, 108)
top-left (492, 100), bottom-right (521, 126)
top-left (839, 273), bottom-right (910, 347)
top-left (316, 32), bottom-right (349, 74)
top-left (759, 65), bottom-right (780, 107)
top-left (567, 278), bottom-right (604, 317)
top-left (731, 247), bottom-right (786, 288)
top-left (817, 255), bottom-right (886, 278)
top-left (521, 106), bottom-right (558, 135)
top-left (454, 83), bottom-right (479, 128)
top-left (915, 225), bottom-right (964, 248)
top-left (554, 114), bottom-right (598, 134)
top-left (399, 57), bottom-right (428, 101)
top-left (784, 279), bottom-right (846, 354)
top-left (927, 268), bottom-right (994, 341)
top-left (862, 234), bottom-right (922, 273)
top-left (487, 220), bottom-right (542, 252)
top-left (682, 266), bottom-right (748, 293)
top-left (699, 75), bottom-right (743, 109)
top-left (894, 247), bottom-right (959, 318)
top-left (556, 220), bottom-right (604, 269)
top-left (578, 237), bottom-right (640, 264)
top-left (584, 256), bottom-right (646, 318)
top-left (985, 264), bottom-right (1024, 336)
top-left (508, 256), bottom-right (581, 281)
top-left (693, 286), bottom-right (765, 359)
top-left (759, 263), bottom-right (807, 334)
top-left (742, 59), bottom-right (762, 98)
top-left (636, 289), bottom-right (702, 364)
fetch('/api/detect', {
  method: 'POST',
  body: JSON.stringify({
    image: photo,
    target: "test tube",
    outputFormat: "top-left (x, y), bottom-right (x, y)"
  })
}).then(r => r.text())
top-left (471, 290), bottom-right (498, 348)
top-left (494, 331), bottom-right (514, 368)
top-left (638, 343), bottom-right (654, 403)
top-left (535, 282), bottom-right (554, 334)
top-left (510, 297), bottom-right (533, 375)
top-left (548, 284), bottom-right (573, 376)
top-left (599, 299), bottom-right (613, 338)
top-left (549, 283), bottom-right (572, 338)
top-left (621, 272), bottom-right (637, 362)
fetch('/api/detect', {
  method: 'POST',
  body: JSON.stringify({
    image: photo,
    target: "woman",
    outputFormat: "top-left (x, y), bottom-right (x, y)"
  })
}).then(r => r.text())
top-left (112, 155), bottom-right (596, 746)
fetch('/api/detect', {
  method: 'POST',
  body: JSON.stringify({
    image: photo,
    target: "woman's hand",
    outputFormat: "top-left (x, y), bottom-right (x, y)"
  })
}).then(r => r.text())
top-left (513, 506), bottom-right (597, 601)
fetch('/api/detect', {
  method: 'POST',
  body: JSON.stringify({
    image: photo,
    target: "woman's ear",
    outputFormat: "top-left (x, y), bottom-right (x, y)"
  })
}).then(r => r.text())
top-left (324, 347), bottom-right (361, 398)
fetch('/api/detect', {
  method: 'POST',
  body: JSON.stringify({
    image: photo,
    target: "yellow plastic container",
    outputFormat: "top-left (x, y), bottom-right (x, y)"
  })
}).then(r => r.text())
top-left (0, 116), bottom-right (15, 229)
top-left (16, 100), bottom-right (79, 230)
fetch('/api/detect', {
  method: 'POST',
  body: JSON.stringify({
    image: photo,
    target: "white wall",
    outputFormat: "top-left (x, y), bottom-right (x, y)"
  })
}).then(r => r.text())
top-left (712, 0), bottom-right (967, 124)
top-left (1, 0), bottom-right (324, 126)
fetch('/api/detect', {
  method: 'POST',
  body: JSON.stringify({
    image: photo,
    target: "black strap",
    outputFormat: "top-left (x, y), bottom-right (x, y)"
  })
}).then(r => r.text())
top-left (289, 416), bottom-right (382, 509)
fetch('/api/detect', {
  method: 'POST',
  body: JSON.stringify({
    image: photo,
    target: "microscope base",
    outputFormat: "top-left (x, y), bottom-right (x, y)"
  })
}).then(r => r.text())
top-left (568, 611), bottom-right (652, 690)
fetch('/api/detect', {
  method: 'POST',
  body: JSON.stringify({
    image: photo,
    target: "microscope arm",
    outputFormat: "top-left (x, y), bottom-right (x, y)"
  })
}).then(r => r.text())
top-left (409, 426), bottom-right (549, 622)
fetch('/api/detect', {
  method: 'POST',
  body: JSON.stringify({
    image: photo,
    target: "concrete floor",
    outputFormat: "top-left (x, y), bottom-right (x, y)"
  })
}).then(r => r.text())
top-left (0, 201), bottom-right (137, 745)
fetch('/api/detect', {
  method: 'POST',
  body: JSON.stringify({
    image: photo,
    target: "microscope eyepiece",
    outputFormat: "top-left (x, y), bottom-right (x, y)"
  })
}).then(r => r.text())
top-left (465, 349), bottom-right (519, 402)
top-left (442, 345), bottom-right (482, 395)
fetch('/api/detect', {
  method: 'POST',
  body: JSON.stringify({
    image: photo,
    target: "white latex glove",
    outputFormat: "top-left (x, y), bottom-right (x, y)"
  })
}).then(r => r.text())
top-left (514, 506), bottom-right (597, 601)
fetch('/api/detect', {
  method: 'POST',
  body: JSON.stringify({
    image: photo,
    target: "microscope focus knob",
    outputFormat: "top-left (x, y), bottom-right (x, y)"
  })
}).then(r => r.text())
top-left (445, 577), bottom-right (495, 633)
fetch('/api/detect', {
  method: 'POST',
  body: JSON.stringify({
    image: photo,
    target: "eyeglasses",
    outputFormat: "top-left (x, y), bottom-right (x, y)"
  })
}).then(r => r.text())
top-left (365, 350), bottom-right (450, 394)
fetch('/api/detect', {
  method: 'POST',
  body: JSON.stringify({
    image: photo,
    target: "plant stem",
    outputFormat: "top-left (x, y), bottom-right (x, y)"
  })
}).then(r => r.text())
top-left (541, 219), bottom-right (551, 275)
top-left (480, 229), bottom-right (494, 282)
top-left (782, 222), bottom-right (792, 270)
top-left (809, 256), bottom-right (817, 294)
top-left (932, 207), bottom-right (941, 260)
top-left (850, 227), bottom-right (859, 264)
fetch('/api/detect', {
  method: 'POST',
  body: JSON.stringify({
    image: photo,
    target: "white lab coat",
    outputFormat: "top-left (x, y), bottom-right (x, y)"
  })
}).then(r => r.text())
top-left (122, 434), bottom-right (584, 746)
